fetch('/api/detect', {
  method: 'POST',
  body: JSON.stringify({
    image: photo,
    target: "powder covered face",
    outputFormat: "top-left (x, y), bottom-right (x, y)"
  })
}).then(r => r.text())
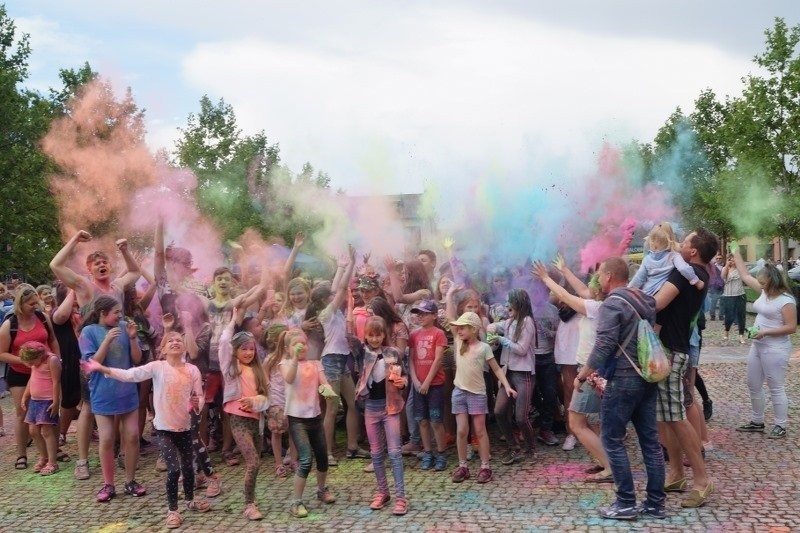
top-left (101, 305), bottom-right (122, 327)
top-left (236, 340), bottom-right (257, 365)
top-left (365, 329), bottom-right (386, 350)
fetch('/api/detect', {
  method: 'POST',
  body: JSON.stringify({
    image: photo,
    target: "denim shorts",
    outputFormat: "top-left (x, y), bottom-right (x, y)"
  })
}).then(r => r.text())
top-left (25, 399), bottom-right (59, 425)
top-left (321, 353), bottom-right (350, 382)
top-left (413, 384), bottom-right (444, 422)
top-left (568, 380), bottom-right (601, 415)
top-left (451, 387), bottom-right (488, 415)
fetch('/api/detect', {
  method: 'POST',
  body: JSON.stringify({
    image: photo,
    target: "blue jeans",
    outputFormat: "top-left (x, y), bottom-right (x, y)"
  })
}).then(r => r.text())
top-left (365, 400), bottom-right (405, 497)
top-left (405, 387), bottom-right (421, 445)
top-left (600, 372), bottom-right (665, 508)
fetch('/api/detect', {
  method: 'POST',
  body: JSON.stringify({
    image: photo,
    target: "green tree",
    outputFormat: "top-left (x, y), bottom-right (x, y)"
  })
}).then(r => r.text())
top-left (723, 17), bottom-right (800, 267)
top-left (0, 7), bottom-right (95, 283)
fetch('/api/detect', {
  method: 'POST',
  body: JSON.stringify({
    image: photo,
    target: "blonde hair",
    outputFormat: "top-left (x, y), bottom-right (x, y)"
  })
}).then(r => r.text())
top-left (457, 325), bottom-right (479, 355)
top-left (13, 284), bottom-right (40, 319)
top-left (274, 328), bottom-right (307, 361)
top-left (646, 222), bottom-right (678, 252)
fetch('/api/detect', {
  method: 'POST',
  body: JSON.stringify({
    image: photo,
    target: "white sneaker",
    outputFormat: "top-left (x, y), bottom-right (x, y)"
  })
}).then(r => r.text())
top-left (466, 447), bottom-right (474, 461)
top-left (562, 434), bottom-right (578, 451)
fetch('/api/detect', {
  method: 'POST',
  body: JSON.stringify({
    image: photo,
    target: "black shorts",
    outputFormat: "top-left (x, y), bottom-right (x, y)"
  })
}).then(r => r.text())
top-left (6, 366), bottom-right (30, 389)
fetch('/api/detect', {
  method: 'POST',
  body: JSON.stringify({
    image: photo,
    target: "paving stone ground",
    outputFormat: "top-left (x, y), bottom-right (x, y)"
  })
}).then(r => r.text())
top-left (1, 318), bottom-right (799, 532)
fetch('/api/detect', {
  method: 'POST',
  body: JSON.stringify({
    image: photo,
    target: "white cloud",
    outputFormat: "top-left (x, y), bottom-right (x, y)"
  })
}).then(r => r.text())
top-left (179, 4), bottom-right (751, 194)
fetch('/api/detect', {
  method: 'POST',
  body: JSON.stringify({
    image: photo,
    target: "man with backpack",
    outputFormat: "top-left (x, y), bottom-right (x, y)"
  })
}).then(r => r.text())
top-left (653, 228), bottom-right (718, 509)
top-left (575, 257), bottom-right (665, 521)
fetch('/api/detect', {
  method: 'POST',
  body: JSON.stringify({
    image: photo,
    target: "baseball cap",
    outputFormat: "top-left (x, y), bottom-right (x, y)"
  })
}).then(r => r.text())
top-left (356, 276), bottom-right (379, 291)
top-left (410, 299), bottom-right (438, 314)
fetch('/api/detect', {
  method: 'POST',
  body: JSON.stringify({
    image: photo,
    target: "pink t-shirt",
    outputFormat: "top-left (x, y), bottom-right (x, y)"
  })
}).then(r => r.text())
top-left (224, 366), bottom-right (261, 420)
top-left (410, 327), bottom-right (447, 386)
top-left (29, 356), bottom-right (57, 400)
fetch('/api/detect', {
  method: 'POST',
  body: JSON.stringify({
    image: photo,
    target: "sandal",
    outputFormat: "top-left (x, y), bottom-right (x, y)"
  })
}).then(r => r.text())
top-left (222, 451), bottom-right (240, 467)
top-left (40, 463), bottom-right (59, 476)
top-left (165, 510), bottom-right (183, 529)
top-left (585, 471), bottom-right (614, 483)
top-left (15, 456), bottom-right (28, 470)
top-left (33, 457), bottom-right (48, 473)
top-left (56, 449), bottom-right (71, 462)
top-left (275, 465), bottom-right (288, 478)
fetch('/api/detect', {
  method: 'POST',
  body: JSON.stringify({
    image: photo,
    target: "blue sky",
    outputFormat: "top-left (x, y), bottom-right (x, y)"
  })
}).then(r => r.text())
top-left (7, 1), bottom-right (800, 195)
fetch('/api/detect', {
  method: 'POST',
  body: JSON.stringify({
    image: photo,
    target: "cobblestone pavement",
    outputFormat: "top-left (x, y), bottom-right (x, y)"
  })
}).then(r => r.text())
top-left (1, 326), bottom-right (798, 532)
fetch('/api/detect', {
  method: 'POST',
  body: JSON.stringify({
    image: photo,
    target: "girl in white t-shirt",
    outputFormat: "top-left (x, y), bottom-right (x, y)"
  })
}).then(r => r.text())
top-left (279, 328), bottom-right (337, 518)
top-left (732, 251), bottom-right (797, 438)
top-left (449, 312), bottom-right (515, 485)
top-left (82, 331), bottom-right (211, 529)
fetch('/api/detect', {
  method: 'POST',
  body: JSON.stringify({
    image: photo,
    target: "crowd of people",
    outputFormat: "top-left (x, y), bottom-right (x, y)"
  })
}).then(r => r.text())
top-left (0, 221), bottom-right (796, 526)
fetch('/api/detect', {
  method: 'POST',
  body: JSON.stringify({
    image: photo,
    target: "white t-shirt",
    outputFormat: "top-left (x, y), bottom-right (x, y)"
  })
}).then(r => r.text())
top-left (281, 359), bottom-right (324, 418)
top-left (575, 299), bottom-right (602, 366)
top-left (753, 291), bottom-right (796, 347)
top-left (268, 366), bottom-right (286, 409)
top-left (107, 361), bottom-right (203, 432)
top-left (454, 341), bottom-right (495, 395)
top-left (320, 307), bottom-right (351, 356)
top-left (554, 314), bottom-right (580, 365)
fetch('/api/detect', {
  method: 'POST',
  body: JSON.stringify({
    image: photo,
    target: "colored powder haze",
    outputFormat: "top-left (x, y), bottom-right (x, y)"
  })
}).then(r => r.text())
top-left (41, 78), bottom-right (709, 285)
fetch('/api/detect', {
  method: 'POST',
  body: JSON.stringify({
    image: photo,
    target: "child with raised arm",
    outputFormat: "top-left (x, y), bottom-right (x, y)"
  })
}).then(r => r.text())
top-left (19, 342), bottom-right (62, 476)
top-left (629, 222), bottom-right (704, 296)
top-left (82, 331), bottom-right (212, 529)
top-left (279, 328), bottom-right (338, 518)
top-left (218, 316), bottom-right (271, 520)
top-left (449, 312), bottom-right (516, 484)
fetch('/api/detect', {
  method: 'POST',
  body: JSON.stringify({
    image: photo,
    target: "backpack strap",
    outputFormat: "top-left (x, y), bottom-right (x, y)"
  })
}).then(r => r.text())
top-left (607, 294), bottom-right (646, 379)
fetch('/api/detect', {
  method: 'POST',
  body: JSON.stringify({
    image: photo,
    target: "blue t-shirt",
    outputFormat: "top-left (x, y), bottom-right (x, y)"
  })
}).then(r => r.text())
top-left (79, 321), bottom-right (138, 416)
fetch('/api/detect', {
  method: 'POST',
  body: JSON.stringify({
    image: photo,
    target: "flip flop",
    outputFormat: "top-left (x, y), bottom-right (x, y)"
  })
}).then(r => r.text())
top-left (15, 456), bottom-right (28, 470)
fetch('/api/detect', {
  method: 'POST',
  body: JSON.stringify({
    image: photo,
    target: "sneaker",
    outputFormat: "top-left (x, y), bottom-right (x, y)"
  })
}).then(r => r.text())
top-left (420, 451), bottom-right (434, 470)
top-left (476, 467), bottom-right (493, 484)
top-left (392, 496), bottom-right (408, 516)
top-left (243, 503), bottom-right (263, 520)
top-left (562, 434), bottom-right (578, 451)
top-left (703, 400), bottom-right (713, 421)
top-left (289, 501), bottom-right (308, 518)
top-left (451, 465), bottom-right (470, 483)
top-left (74, 459), bottom-right (90, 480)
top-left (537, 430), bottom-right (559, 446)
top-left (124, 480), bottom-right (147, 497)
top-left (466, 447), bottom-right (474, 461)
top-left (96, 483), bottom-right (116, 503)
top-left (370, 492), bottom-right (391, 510)
top-left (598, 501), bottom-right (638, 520)
top-left (206, 474), bottom-right (221, 498)
top-left (434, 453), bottom-right (447, 471)
top-left (736, 421), bottom-right (765, 433)
top-left (186, 499), bottom-right (212, 513)
top-left (155, 456), bottom-right (167, 472)
top-left (637, 501), bottom-right (666, 519)
top-left (328, 454), bottom-right (339, 467)
top-left (401, 442), bottom-right (423, 456)
top-left (501, 448), bottom-right (521, 465)
top-left (768, 425), bottom-right (787, 439)
top-left (165, 510), bottom-right (183, 529)
top-left (317, 486), bottom-right (336, 504)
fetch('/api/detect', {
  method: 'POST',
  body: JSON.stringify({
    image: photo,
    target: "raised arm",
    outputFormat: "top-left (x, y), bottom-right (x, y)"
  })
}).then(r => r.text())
top-left (52, 289), bottom-right (76, 326)
top-left (50, 230), bottom-right (94, 304)
top-left (327, 245), bottom-right (356, 314)
top-left (282, 232), bottom-right (304, 286)
top-left (112, 239), bottom-right (141, 291)
top-left (732, 247), bottom-right (762, 292)
top-left (532, 261), bottom-right (588, 315)
top-left (553, 254), bottom-right (591, 299)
